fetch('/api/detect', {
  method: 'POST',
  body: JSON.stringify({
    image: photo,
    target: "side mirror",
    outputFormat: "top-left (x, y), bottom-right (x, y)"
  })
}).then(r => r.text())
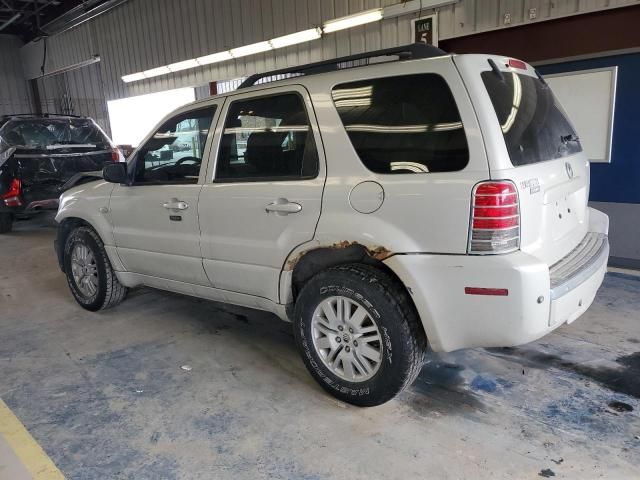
top-left (103, 162), bottom-right (128, 184)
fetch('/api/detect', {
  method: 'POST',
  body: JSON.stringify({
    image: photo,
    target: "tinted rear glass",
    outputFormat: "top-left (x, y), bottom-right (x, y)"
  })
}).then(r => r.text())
top-left (0, 118), bottom-right (110, 150)
top-left (332, 74), bottom-right (469, 174)
top-left (482, 71), bottom-right (582, 166)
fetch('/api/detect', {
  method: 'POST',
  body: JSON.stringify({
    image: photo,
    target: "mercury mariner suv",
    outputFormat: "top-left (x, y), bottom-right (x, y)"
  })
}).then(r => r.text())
top-left (54, 44), bottom-right (609, 406)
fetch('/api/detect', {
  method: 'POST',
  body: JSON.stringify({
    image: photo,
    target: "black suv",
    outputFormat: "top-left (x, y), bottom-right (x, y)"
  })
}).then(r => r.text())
top-left (0, 114), bottom-right (121, 233)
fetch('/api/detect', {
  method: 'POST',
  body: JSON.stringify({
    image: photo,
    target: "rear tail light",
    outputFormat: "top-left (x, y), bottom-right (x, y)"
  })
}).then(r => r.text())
top-left (111, 148), bottom-right (124, 162)
top-left (1, 178), bottom-right (22, 207)
top-left (468, 181), bottom-right (520, 254)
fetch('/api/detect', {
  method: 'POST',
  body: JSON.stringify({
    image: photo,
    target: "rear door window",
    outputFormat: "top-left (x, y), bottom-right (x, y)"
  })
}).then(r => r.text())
top-left (331, 74), bottom-right (469, 174)
top-left (215, 93), bottom-right (319, 182)
top-left (482, 71), bottom-right (582, 166)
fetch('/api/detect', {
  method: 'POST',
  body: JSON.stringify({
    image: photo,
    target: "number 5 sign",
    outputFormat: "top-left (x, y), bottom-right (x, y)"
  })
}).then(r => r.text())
top-left (411, 13), bottom-right (438, 47)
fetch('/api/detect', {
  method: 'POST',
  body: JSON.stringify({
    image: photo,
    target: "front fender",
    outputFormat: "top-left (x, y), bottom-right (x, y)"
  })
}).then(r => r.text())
top-left (56, 181), bottom-right (115, 243)
top-left (55, 181), bottom-right (121, 271)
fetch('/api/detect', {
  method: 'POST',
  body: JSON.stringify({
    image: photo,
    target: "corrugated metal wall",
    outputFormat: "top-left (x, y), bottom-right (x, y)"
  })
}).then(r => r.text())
top-left (0, 35), bottom-right (31, 116)
top-left (20, 0), bottom-right (640, 106)
top-left (36, 62), bottom-right (111, 134)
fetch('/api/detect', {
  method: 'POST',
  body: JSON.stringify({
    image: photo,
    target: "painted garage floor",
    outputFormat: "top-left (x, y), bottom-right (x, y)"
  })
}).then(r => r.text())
top-left (1, 215), bottom-right (639, 480)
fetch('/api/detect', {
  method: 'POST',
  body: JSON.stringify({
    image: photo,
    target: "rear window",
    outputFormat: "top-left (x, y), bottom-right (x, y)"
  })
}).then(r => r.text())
top-left (332, 74), bottom-right (469, 174)
top-left (0, 118), bottom-right (111, 150)
top-left (482, 71), bottom-right (582, 166)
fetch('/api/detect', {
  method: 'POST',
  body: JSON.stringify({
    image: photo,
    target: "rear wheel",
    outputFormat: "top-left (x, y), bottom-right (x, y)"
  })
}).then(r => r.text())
top-left (293, 264), bottom-right (427, 407)
top-left (64, 226), bottom-right (127, 311)
top-left (0, 213), bottom-right (13, 233)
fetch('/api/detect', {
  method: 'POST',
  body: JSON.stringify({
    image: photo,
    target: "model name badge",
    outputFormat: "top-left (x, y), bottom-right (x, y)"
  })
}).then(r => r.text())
top-left (520, 178), bottom-right (540, 194)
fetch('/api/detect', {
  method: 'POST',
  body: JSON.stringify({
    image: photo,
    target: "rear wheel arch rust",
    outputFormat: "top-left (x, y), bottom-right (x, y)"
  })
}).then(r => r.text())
top-left (284, 243), bottom-right (426, 344)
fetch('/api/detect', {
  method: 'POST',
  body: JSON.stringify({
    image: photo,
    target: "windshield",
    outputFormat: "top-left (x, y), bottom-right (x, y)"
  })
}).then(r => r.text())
top-left (482, 71), bottom-right (582, 166)
top-left (0, 118), bottom-right (111, 150)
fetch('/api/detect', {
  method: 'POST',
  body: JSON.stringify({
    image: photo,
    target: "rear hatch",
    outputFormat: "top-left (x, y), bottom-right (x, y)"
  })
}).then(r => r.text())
top-left (455, 55), bottom-right (590, 266)
top-left (1, 117), bottom-right (116, 206)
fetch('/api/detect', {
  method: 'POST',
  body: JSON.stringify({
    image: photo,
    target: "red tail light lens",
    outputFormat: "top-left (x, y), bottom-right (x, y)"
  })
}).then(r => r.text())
top-left (111, 148), bottom-right (124, 162)
top-left (1, 178), bottom-right (22, 207)
top-left (507, 58), bottom-right (527, 70)
top-left (469, 181), bottom-right (520, 254)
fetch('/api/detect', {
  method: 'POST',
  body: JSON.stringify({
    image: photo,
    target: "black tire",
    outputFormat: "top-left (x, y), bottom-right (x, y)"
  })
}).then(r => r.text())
top-left (63, 226), bottom-right (128, 311)
top-left (293, 264), bottom-right (427, 407)
top-left (0, 213), bottom-right (12, 233)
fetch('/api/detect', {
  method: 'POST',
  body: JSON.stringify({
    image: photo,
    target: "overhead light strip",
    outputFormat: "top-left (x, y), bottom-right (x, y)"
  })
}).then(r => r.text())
top-left (122, 0), bottom-right (456, 83)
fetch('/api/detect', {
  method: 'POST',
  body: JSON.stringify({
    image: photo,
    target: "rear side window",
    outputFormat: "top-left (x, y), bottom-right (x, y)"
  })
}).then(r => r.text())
top-left (482, 71), bottom-right (582, 166)
top-left (216, 93), bottom-right (319, 182)
top-left (331, 74), bottom-right (469, 174)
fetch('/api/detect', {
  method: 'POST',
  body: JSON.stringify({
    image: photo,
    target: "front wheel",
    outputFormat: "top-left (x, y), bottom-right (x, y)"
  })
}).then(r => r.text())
top-left (63, 226), bottom-right (128, 311)
top-left (293, 264), bottom-right (427, 407)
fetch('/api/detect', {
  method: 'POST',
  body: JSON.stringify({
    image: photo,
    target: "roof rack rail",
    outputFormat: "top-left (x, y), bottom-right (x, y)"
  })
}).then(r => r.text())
top-left (0, 113), bottom-right (82, 119)
top-left (238, 43), bottom-right (446, 89)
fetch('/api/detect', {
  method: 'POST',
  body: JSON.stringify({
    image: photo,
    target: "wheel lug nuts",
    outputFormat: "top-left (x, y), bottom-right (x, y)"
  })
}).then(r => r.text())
top-left (345, 346), bottom-right (351, 352)
top-left (338, 326), bottom-right (344, 331)
top-left (349, 328), bottom-right (354, 333)
top-left (353, 341), bottom-right (358, 347)
top-left (335, 337), bottom-right (341, 343)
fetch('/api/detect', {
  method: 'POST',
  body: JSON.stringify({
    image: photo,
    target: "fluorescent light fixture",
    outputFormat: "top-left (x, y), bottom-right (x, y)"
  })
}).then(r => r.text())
top-left (270, 28), bottom-right (322, 49)
top-left (383, 0), bottom-right (456, 19)
top-left (196, 51), bottom-right (233, 65)
top-left (121, 0), bottom-right (450, 84)
top-left (143, 66), bottom-right (171, 78)
top-left (323, 9), bottom-right (383, 33)
top-left (230, 41), bottom-right (272, 58)
top-left (122, 72), bottom-right (147, 83)
top-left (167, 59), bottom-right (200, 72)
top-left (0, 13), bottom-right (21, 31)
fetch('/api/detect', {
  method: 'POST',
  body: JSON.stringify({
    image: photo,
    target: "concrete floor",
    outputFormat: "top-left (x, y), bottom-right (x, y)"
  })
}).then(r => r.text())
top-left (1, 214), bottom-right (639, 480)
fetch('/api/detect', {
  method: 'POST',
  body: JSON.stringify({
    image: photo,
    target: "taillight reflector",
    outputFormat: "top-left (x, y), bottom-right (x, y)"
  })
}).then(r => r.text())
top-left (473, 205), bottom-right (518, 218)
top-left (1, 178), bottom-right (22, 207)
top-left (469, 180), bottom-right (520, 254)
top-left (465, 287), bottom-right (509, 296)
top-left (473, 216), bottom-right (519, 229)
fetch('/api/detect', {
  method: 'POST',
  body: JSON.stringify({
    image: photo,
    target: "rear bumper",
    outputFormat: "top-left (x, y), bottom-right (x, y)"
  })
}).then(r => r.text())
top-left (0, 198), bottom-right (59, 214)
top-left (384, 209), bottom-right (609, 352)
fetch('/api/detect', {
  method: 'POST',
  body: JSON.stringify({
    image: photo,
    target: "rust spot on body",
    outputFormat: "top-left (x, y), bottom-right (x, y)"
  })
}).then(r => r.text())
top-left (369, 245), bottom-right (392, 260)
top-left (285, 241), bottom-right (392, 271)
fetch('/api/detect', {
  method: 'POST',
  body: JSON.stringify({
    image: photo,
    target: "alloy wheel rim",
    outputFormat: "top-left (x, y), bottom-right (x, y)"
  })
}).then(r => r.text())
top-left (311, 296), bottom-right (383, 382)
top-left (70, 243), bottom-right (98, 298)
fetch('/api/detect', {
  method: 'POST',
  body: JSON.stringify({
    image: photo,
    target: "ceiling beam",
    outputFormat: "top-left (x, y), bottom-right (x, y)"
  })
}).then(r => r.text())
top-left (0, 11), bottom-right (20, 31)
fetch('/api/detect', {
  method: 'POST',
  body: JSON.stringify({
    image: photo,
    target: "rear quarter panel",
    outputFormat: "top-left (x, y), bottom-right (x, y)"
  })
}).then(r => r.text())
top-left (303, 56), bottom-right (490, 256)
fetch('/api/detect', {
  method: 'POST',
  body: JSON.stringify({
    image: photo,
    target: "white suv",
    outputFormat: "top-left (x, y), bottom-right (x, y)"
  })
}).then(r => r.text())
top-left (55, 44), bottom-right (609, 406)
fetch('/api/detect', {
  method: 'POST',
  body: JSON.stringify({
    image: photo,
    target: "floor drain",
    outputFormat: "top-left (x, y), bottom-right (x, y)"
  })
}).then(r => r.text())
top-left (608, 401), bottom-right (633, 413)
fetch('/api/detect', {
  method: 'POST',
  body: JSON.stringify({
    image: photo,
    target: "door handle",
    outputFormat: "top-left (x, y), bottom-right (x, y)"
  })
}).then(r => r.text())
top-left (163, 199), bottom-right (189, 210)
top-left (265, 198), bottom-right (302, 215)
